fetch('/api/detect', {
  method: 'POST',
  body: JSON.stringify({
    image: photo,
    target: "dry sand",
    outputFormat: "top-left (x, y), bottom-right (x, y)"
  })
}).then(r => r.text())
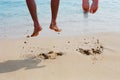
top-left (0, 32), bottom-right (120, 80)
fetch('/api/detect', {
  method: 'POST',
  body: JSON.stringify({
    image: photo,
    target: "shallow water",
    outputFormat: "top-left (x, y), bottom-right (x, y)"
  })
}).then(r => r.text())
top-left (0, 0), bottom-right (120, 38)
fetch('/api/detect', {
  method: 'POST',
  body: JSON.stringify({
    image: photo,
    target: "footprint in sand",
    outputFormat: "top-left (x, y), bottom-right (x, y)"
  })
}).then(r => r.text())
top-left (36, 51), bottom-right (64, 60)
top-left (76, 39), bottom-right (104, 55)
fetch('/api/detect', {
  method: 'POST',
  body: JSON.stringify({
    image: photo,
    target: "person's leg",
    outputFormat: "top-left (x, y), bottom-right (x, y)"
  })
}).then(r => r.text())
top-left (50, 0), bottom-right (61, 32)
top-left (90, 0), bottom-right (98, 14)
top-left (82, 0), bottom-right (89, 13)
top-left (26, 0), bottom-right (42, 37)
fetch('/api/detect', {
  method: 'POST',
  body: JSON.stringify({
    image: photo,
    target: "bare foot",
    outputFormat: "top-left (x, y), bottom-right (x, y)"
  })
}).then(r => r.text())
top-left (90, 0), bottom-right (98, 14)
top-left (31, 26), bottom-right (42, 37)
top-left (50, 24), bottom-right (61, 32)
top-left (82, 0), bottom-right (89, 13)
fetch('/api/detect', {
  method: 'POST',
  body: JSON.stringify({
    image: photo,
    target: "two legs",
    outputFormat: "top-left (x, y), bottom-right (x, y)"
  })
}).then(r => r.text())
top-left (26, 0), bottom-right (61, 37)
top-left (26, 0), bottom-right (99, 37)
top-left (82, 0), bottom-right (98, 13)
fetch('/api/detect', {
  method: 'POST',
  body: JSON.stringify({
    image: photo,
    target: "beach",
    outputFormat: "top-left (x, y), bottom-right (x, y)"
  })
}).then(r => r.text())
top-left (1, 0), bottom-right (120, 80)
top-left (0, 32), bottom-right (120, 80)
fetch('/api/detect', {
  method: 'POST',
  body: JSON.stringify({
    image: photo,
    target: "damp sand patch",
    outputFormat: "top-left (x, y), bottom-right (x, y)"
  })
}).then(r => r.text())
top-left (76, 38), bottom-right (104, 55)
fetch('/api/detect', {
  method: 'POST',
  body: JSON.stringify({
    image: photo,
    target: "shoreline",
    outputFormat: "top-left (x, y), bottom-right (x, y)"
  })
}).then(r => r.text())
top-left (0, 31), bottom-right (120, 39)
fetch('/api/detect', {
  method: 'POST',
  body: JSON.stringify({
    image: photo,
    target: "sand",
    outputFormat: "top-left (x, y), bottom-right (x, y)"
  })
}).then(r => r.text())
top-left (0, 32), bottom-right (120, 80)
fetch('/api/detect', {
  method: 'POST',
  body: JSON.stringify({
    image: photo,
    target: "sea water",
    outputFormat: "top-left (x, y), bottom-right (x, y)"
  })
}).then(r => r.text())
top-left (0, 0), bottom-right (120, 38)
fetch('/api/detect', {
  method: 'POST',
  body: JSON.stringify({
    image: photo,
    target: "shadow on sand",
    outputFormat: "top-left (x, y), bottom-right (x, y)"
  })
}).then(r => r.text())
top-left (0, 58), bottom-right (45, 73)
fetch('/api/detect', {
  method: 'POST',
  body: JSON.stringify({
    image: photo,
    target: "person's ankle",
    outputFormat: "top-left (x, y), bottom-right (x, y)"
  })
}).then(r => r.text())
top-left (92, 0), bottom-right (98, 3)
top-left (92, 0), bottom-right (98, 7)
top-left (50, 21), bottom-right (57, 26)
top-left (34, 21), bottom-right (40, 28)
top-left (83, 0), bottom-right (89, 3)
